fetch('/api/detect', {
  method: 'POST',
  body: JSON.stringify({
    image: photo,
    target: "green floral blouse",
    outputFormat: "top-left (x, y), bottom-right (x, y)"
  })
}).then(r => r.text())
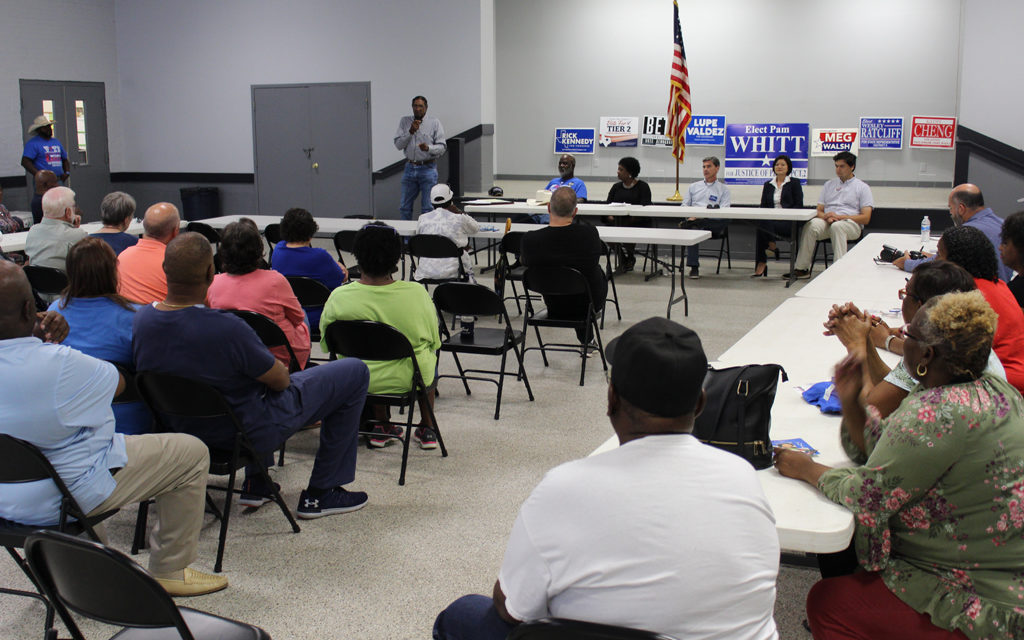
top-left (819, 374), bottom-right (1024, 639)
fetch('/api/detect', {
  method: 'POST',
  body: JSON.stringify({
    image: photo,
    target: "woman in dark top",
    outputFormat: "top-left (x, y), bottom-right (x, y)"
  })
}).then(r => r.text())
top-left (753, 155), bottom-right (803, 278)
top-left (1000, 210), bottom-right (1024, 308)
top-left (90, 191), bottom-right (139, 255)
top-left (605, 157), bottom-right (652, 271)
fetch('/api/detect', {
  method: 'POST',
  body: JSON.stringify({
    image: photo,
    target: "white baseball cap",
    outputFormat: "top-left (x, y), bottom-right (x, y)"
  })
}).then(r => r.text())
top-left (430, 184), bottom-right (454, 205)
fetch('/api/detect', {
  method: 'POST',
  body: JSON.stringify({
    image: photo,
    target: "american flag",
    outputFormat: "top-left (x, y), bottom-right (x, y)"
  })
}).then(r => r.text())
top-left (667, 0), bottom-right (691, 162)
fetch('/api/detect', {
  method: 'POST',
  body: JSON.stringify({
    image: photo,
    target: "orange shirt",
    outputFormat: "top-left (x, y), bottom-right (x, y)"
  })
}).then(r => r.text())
top-left (117, 237), bottom-right (167, 304)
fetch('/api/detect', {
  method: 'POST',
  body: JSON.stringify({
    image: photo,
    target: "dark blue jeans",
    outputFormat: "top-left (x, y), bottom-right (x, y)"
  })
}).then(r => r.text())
top-left (433, 595), bottom-right (516, 640)
top-left (400, 162), bottom-right (437, 220)
top-left (685, 218), bottom-right (729, 267)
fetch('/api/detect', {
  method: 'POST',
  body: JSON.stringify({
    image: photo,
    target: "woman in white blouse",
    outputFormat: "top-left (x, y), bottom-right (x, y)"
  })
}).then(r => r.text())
top-left (753, 154), bottom-right (803, 277)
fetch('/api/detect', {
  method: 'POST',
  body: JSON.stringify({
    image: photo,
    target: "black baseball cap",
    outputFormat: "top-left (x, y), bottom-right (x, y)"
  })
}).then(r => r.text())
top-left (605, 317), bottom-right (708, 417)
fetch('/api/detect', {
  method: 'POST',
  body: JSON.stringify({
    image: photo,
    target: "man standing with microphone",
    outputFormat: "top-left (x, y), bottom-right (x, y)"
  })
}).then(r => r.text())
top-left (394, 96), bottom-right (447, 220)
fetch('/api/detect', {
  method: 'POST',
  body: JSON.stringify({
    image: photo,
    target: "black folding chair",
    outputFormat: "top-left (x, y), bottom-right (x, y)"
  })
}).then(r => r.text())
top-left (23, 265), bottom-right (68, 298)
top-left (433, 283), bottom-right (534, 419)
top-left (508, 617), bottom-right (679, 640)
top-left (407, 234), bottom-right (468, 287)
top-left (497, 232), bottom-right (534, 315)
top-left (324, 320), bottom-right (447, 486)
top-left (599, 241), bottom-right (622, 328)
top-left (185, 221), bottom-right (222, 246)
top-left (264, 223), bottom-right (281, 261)
top-left (522, 266), bottom-right (607, 387)
top-left (285, 275), bottom-right (332, 344)
top-left (25, 531), bottom-right (271, 640)
top-left (0, 435), bottom-right (119, 639)
top-left (135, 372), bottom-right (300, 573)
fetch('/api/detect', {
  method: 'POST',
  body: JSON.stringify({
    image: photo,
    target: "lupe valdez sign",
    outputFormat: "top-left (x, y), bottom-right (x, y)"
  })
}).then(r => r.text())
top-left (685, 115), bottom-right (726, 146)
top-left (724, 123), bottom-right (808, 185)
top-left (909, 116), bottom-right (956, 149)
top-left (553, 128), bottom-right (596, 154)
top-left (859, 117), bottom-right (903, 150)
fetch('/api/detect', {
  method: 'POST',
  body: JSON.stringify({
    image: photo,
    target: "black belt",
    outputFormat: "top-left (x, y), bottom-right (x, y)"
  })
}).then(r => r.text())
top-left (408, 160), bottom-right (435, 166)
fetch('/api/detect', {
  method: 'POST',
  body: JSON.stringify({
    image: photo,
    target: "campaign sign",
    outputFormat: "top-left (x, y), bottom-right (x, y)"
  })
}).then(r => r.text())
top-left (910, 116), bottom-right (956, 149)
top-left (811, 128), bottom-right (859, 157)
top-left (685, 115), bottom-right (726, 146)
top-left (599, 117), bottom-right (638, 147)
top-left (724, 123), bottom-right (809, 185)
top-left (554, 128), bottom-right (596, 154)
top-left (860, 117), bottom-right (903, 150)
top-left (640, 115), bottom-right (671, 147)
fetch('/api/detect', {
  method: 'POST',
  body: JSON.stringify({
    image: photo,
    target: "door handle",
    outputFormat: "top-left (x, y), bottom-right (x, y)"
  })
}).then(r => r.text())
top-left (312, 162), bottom-right (319, 171)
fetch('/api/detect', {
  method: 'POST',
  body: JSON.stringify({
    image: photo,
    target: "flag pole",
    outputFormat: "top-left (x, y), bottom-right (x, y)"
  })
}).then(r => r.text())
top-left (666, 160), bottom-right (682, 201)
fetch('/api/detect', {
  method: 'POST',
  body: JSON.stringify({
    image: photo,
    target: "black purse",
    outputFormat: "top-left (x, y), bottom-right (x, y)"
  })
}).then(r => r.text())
top-left (691, 364), bottom-right (788, 470)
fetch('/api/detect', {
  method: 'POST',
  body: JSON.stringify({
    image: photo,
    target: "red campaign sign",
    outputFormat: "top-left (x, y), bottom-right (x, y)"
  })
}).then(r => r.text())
top-left (820, 131), bottom-right (856, 143)
top-left (909, 116), bottom-right (956, 149)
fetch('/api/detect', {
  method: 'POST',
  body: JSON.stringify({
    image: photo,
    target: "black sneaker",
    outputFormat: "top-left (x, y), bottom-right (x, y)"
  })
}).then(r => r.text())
top-left (368, 424), bottom-right (403, 448)
top-left (414, 427), bottom-right (438, 450)
top-left (688, 266), bottom-right (700, 279)
top-left (296, 487), bottom-right (368, 519)
top-left (239, 477), bottom-right (280, 508)
top-left (781, 269), bottom-right (811, 280)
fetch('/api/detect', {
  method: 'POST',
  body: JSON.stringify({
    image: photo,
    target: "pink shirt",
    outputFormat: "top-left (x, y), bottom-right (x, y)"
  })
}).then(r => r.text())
top-left (207, 269), bottom-right (311, 369)
top-left (117, 237), bottom-right (167, 304)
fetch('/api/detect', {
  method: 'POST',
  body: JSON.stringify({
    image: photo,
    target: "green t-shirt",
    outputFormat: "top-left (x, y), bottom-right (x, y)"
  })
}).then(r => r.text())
top-left (319, 281), bottom-right (440, 394)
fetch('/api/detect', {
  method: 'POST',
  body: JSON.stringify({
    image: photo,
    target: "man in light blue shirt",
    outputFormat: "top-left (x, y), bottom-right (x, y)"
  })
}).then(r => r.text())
top-left (894, 184), bottom-right (1012, 282)
top-left (534, 155), bottom-right (588, 224)
top-left (395, 96), bottom-right (447, 220)
top-left (0, 260), bottom-right (227, 597)
top-left (681, 156), bottom-right (731, 278)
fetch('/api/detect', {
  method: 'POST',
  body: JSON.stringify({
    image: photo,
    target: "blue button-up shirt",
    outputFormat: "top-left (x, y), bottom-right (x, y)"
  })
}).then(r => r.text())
top-left (0, 338), bottom-right (125, 525)
top-left (684, 179), bottom-right (731, 208)
top-left (902, 208), bottom-right (1013, 282)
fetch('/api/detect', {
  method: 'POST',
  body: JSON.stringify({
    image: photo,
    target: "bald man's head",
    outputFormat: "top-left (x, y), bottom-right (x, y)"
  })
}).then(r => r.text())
top-left (35, 170), bottom-right (58, 194)
top-left (0, 261), bottom-right (37, 340)
top-left (143, 203), bottom-right (181, 242)
top-left (549, 186), bottom-right (578, 219)
top-left (949, 184), bottom-right (985, 226)
top-left (163, 232), bottom-right (213, 291)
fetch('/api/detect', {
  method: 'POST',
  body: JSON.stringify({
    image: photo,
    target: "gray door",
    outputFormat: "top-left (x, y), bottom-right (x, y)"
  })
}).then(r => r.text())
top-left (253, 82), bottom-right (373, 218)
top-left (20, 80), bottom-right (111, 222)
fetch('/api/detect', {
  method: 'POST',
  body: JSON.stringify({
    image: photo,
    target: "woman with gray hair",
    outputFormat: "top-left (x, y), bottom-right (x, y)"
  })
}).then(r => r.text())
top-left (90, 191), bottom-right (138, 255)
top-left (776, 291), bottom-right (1024, 639)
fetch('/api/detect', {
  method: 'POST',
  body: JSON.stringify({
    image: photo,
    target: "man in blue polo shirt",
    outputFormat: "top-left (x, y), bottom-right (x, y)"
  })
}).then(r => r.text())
top-left (893, 184), bottom-right (1012, 282)
top-left (21, 115), bottom-right (70, 185)
top-left (534, 154), bottom-right (588, 224)
top-left (681, 156), bottom-right (731, 279)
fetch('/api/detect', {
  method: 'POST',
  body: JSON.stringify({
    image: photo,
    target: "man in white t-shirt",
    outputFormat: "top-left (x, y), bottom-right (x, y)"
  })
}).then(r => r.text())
top-left (433, 317), bottom-right (781, 640)
top-left (414, 183), bottom-right (479, 282)
top-left (784, 151), bottom-right (873, 279)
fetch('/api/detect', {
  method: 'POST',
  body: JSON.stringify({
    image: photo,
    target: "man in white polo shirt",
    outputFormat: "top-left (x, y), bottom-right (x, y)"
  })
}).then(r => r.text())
top-left (681, 156), bottom-right (731, 279)
top-left (784, 151), bottom-right (873, 279)
top-left (432, 317), bottom-right (780, 640)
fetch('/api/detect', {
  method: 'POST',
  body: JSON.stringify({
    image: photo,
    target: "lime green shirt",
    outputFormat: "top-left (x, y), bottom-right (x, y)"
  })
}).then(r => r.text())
top-left (319, 281), bottom-right (440, 394)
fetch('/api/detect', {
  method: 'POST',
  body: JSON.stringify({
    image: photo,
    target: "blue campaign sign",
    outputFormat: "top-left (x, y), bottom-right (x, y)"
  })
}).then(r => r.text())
top-left (860, 117), bottom-right (903, 150)
top-left (724, 123), bottom-right (809, 185)
top-left (685, 115), bottom-right (726, 146)
top-left (553, 128), bottom-right (596, 154)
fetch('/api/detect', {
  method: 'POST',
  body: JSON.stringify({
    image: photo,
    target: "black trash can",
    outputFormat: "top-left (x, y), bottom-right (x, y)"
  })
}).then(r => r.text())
top-left (179, 187), bottom-right (220, 221)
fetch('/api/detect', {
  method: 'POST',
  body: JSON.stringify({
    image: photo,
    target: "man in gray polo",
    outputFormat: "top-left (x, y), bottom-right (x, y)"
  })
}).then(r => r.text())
top-left (394, 95), bottom-right (447, 220)
top-left (785, 151), bottom-right (873, 279)
top-left (25, 186), bottom-right (86, 271)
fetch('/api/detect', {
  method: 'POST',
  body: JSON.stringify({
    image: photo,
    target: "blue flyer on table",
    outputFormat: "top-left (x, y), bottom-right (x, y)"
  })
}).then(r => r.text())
top-left (772, 438), bottom-right (820, 456)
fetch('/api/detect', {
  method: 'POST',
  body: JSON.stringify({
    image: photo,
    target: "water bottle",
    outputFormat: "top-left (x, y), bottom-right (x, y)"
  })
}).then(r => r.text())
top-left (920, 216), bottom-right (931, 243)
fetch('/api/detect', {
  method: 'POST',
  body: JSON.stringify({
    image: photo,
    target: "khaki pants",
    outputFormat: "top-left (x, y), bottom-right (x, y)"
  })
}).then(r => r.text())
top-left (86, 433), bottom-right (208, 575)
top-left (795, 218), bottom-right (862, 270)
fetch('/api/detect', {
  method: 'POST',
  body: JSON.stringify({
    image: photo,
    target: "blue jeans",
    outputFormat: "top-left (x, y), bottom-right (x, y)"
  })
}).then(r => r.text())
top-left (433, 595), bottom-right (516, 640)
top-left (400, 162), bottom-right (437, 220)
top-left (246, 359), bottom-right (369, 490)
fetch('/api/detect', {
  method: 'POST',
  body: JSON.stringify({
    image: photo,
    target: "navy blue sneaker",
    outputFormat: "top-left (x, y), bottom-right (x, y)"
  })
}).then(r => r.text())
top-left (239, 477), bottom-right (280, 508)
top-left (296, 487), bottom-right (368, 519)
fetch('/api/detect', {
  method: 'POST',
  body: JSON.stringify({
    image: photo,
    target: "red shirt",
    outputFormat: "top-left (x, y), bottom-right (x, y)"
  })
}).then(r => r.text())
top-left (117, 237), bottom-right (167, 304)
top-left (975, 278), bottom-right (1024, 394)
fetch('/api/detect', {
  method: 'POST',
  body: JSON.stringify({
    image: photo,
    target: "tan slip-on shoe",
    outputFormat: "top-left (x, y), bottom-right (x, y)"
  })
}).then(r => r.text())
top-left (155, 567), bottom-right (229, 597)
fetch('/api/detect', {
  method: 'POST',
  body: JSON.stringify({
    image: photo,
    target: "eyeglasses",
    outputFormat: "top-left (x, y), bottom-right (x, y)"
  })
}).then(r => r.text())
top-left (898, 278), bottom-right (921, 302)
top-left (901, 324), bottom-right (922, 342)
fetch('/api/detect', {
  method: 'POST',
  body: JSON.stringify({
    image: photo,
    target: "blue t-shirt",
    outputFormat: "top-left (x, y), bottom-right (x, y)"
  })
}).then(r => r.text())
top-left (91, 232), bottom-right (139, 255)
top-left (47, 297), bottom-right (151, 435)
top-left (271, 242), bottom-right (346, 327)
top-left (546, 176), bottom-right (588, 200)
top-left (132, 304), bottom-right (278, 451)
top-left (23, 135), bottom-right (68, 174)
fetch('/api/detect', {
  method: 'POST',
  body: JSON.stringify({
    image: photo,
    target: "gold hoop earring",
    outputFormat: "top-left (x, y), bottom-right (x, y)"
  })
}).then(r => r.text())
top-left (916, 363), bottom-right (928, 378)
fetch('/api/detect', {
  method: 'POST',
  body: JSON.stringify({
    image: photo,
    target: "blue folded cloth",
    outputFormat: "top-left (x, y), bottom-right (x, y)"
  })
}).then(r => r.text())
top-left (802, 381), bottom-right (842, 414)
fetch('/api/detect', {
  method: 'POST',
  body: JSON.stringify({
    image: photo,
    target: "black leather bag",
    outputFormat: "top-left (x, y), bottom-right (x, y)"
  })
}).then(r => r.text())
top-left (691, 364), bottom-right (788, 470)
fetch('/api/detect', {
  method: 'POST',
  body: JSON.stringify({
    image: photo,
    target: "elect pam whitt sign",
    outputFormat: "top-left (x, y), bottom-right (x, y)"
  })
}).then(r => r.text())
top-left (724, 123), bottom-right (808, 185)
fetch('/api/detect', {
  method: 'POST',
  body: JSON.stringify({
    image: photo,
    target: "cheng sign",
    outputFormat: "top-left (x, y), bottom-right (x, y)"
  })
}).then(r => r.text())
top-left (909, 116), bottom-right (956, 149)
